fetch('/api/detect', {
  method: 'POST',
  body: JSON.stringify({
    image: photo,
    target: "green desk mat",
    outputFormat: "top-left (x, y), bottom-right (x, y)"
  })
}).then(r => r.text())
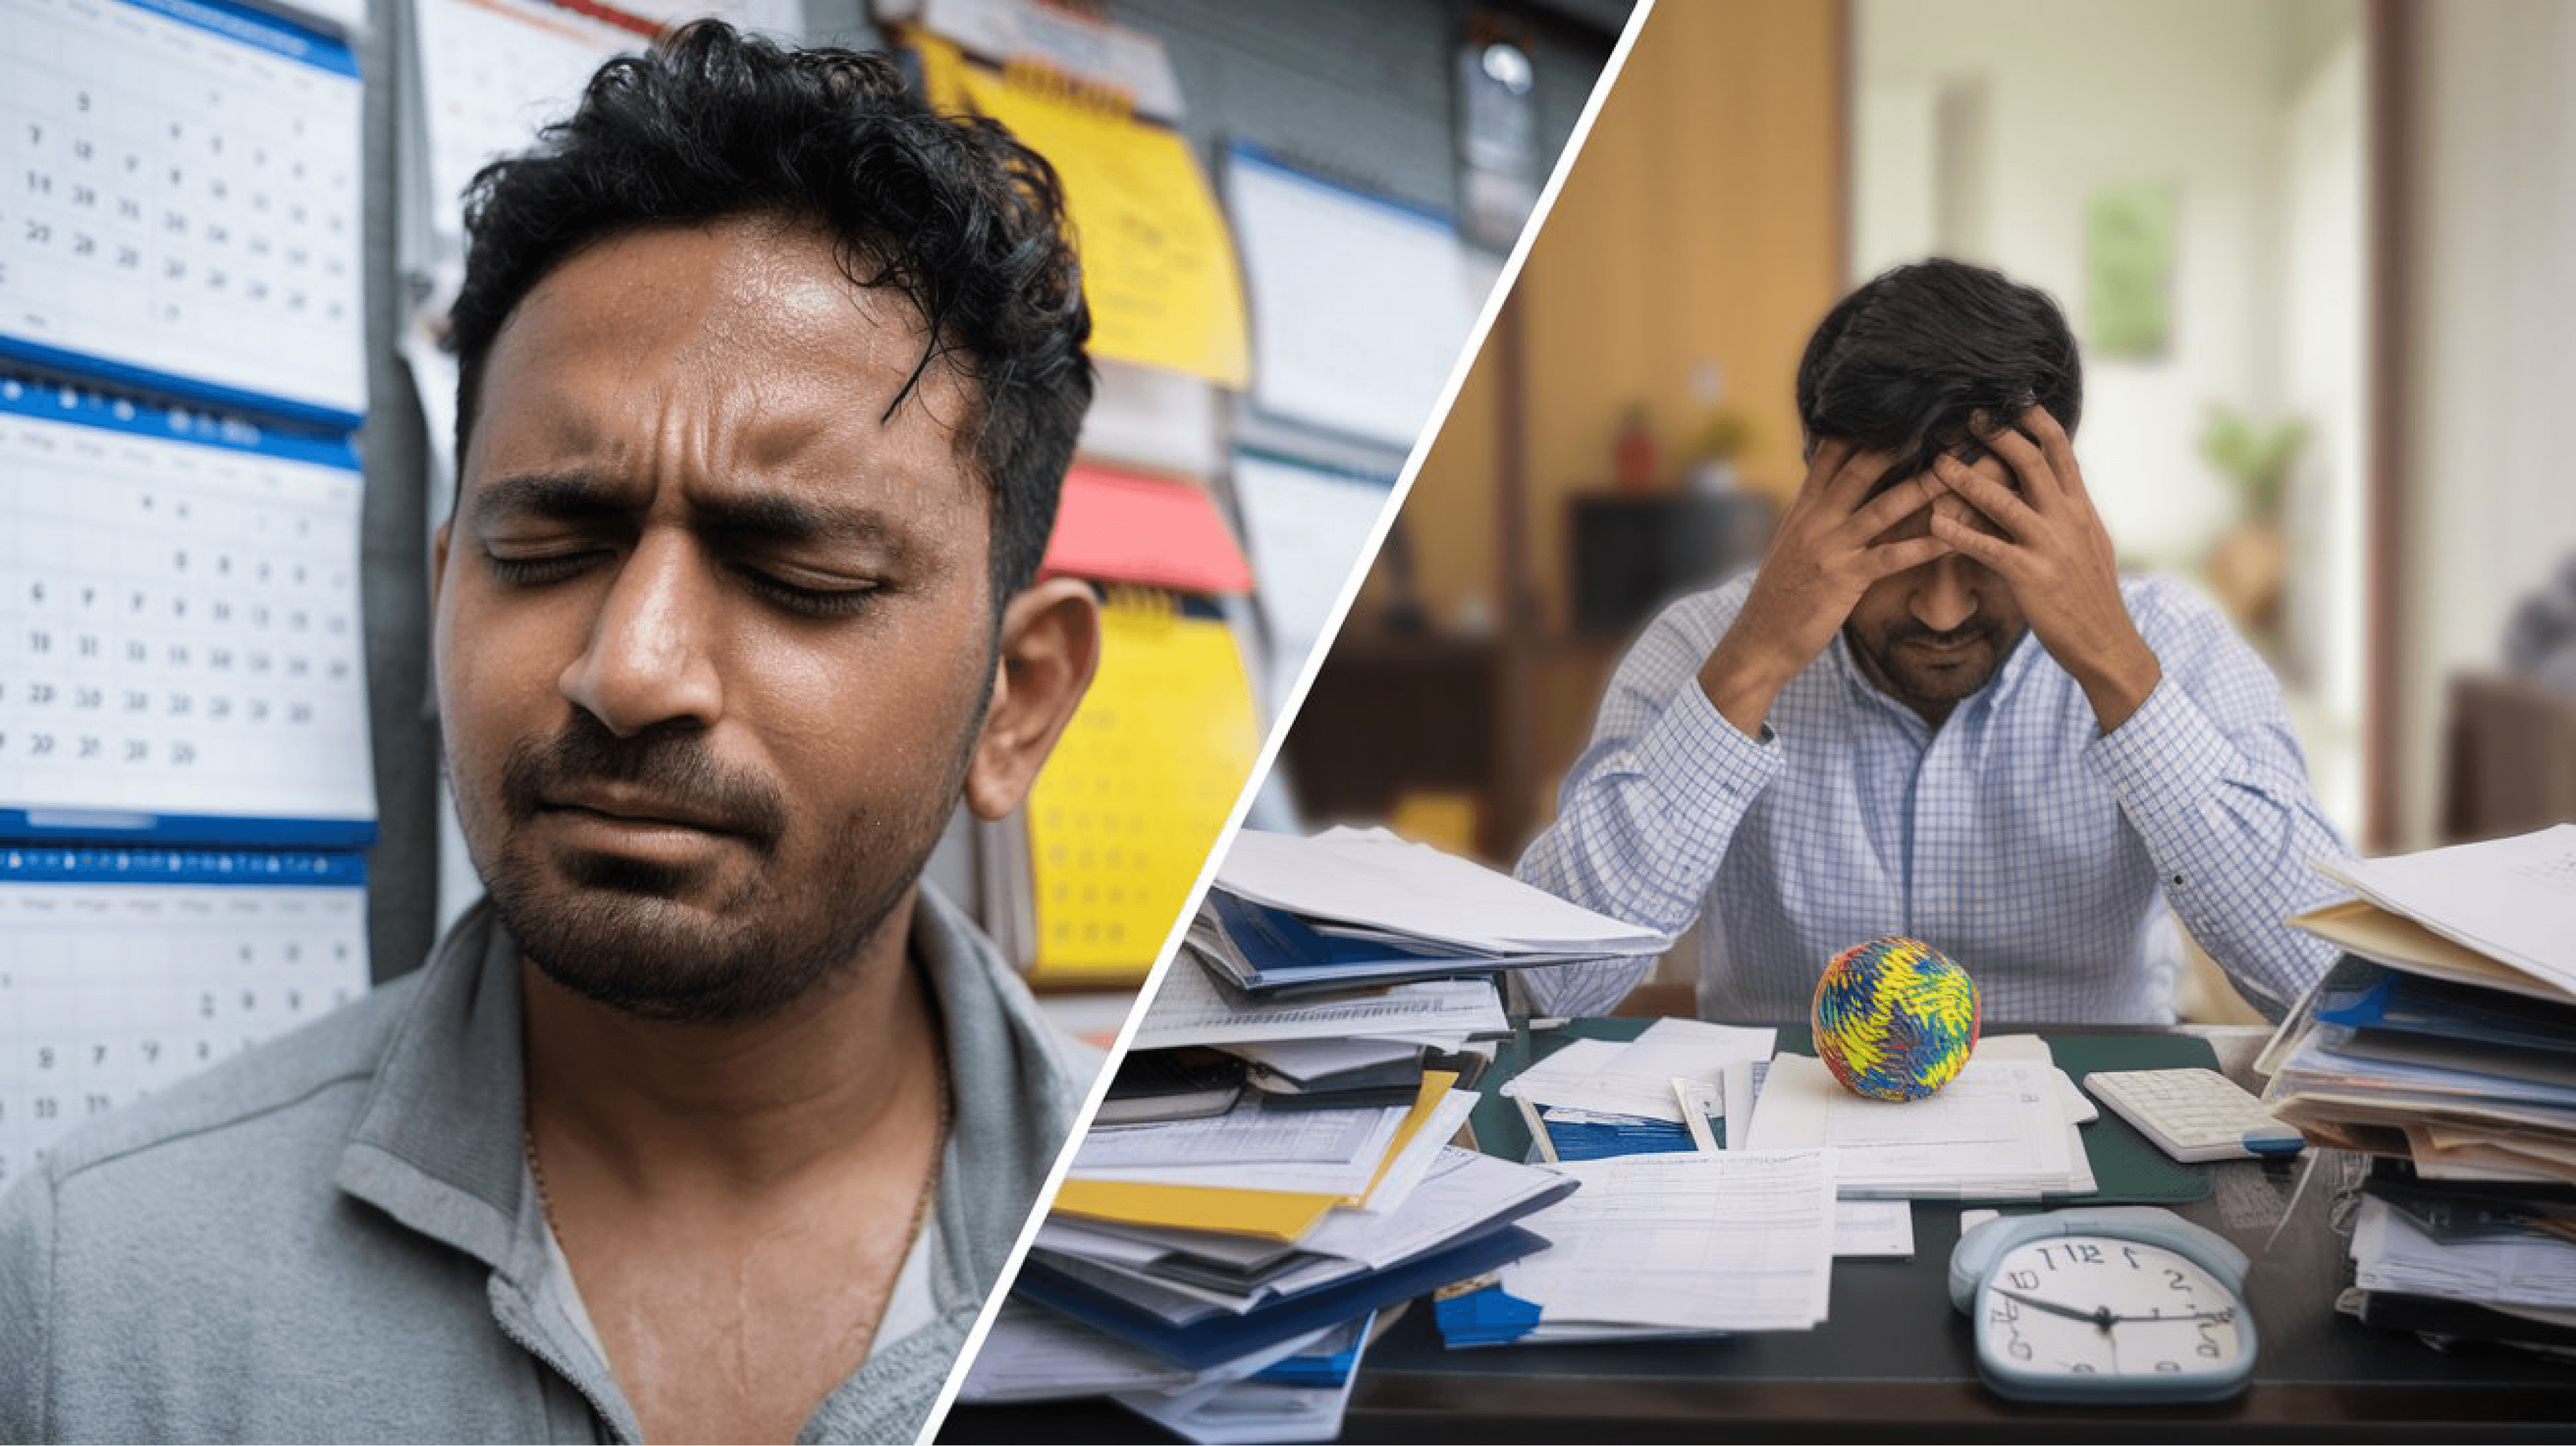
top-left (1466, 1018), bottom-right (2210, 1204)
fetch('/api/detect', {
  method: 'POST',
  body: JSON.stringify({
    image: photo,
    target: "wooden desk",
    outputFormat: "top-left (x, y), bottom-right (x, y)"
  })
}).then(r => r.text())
top-left (939, 1026), bottom-right (2576, 1443)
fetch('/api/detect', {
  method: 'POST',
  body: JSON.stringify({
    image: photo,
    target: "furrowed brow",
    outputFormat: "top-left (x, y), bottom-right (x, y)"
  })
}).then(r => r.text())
top-left (693, 490), bottom-right (911, 564)
top-left (470, 472), bottom-right (636, 527)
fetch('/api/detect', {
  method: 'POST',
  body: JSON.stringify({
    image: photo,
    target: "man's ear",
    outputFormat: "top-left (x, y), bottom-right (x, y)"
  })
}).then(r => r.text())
top-left (431, 520), bottom-right (451, 611)
top-left (964, 576), bottom-right (1102, 821)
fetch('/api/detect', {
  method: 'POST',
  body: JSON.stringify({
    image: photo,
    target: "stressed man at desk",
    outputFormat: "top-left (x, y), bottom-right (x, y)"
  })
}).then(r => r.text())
top-left (1519, 259), bottom-right (2348, 1025)
top-left (1, 25), bottom-right (1101, 1445)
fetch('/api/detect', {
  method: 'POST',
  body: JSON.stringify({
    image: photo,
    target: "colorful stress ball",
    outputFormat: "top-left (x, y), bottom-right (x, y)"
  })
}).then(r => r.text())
top-left (1811, 936), bottom-right (1981, 1101)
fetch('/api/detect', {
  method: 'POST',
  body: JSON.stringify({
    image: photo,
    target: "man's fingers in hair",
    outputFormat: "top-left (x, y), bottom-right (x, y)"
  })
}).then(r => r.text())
top-left (1932, 452), bottom-right (2039, 539)
top-left (1861, 532), bottom-right (1952, 580)
top-left (2019, 403), bottom-right (2091, 505)
top-left (1927, 503), bottom-right (2021, 572)
top-left (1845, 471), bottom-right (1945, 541)
top-left (1798, 437), bottom-right (1860, 499)
top-left (1817, 444), bottom-right (1903, 515)
top-left (1972, 414), bottom-right (2062, 509)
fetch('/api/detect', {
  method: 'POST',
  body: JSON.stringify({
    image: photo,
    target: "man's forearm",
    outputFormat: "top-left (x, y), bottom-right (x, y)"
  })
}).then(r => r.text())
top-left (2090, 680), bottom-right (2350, 1020)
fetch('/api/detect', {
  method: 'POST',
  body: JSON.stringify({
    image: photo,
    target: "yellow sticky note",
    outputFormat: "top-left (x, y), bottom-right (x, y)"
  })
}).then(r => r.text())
top-left (1024, 597), bottom-right (1258, 982)
top-left (955, 64), bottom-right (1250, 387)
top-left (906, 30), bottom-right (977, 114)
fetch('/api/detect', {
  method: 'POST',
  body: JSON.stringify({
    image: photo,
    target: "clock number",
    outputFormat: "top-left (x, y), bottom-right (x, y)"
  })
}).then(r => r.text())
top-left (2153, 1361), bottom-right (2182, 1374)
top-left (2006, 1269), bottom-right (2039, 1290)
top-left (2164, 1269), bottom-right (2190, 1292)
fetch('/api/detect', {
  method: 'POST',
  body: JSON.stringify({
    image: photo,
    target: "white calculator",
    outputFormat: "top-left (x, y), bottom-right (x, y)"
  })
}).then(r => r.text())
top-left (2082, 1068), bottom-right (2306, 1164)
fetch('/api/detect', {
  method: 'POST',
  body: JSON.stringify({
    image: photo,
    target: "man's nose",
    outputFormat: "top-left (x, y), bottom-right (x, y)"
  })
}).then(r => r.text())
top-left (558, 532), bottom-right (723, 736)
top-left (1912, 555), bottom-right (1979, 635)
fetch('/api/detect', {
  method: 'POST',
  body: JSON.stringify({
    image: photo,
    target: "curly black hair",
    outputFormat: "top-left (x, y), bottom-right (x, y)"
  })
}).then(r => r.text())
top-left (445, 20), bottom-right (1093, 601)
top-left (1795, 258), bottom-right (2082, 490)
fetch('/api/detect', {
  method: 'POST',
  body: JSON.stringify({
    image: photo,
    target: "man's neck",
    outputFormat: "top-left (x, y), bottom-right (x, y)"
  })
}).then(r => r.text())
top-left (515, 890), bottom-right (952, 1443)
top-left (518, 891), bottom-right (942, 1193)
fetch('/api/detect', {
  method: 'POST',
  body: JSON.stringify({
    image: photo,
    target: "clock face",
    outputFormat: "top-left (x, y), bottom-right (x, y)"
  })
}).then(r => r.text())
top-left (1976, 1232), bottom-right (2249, 1384)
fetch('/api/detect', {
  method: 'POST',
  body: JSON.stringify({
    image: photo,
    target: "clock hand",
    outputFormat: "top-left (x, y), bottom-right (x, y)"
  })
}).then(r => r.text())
top-left (1991, 1288), bottom-right (2116, 1331)
top-left (1996, 1289), bottom-right (2236, 1328)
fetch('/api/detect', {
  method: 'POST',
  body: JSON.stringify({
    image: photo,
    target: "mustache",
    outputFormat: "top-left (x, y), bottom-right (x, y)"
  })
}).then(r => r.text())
top-left (499, 714), bottom-right (788, 851)
top-left (1887, 619), bottom-right (1997, 650)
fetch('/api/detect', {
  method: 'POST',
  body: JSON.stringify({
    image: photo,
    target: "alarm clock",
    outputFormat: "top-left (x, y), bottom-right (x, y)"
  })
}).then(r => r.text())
top-left (1947, 1206), bottom-right (2257, 1404)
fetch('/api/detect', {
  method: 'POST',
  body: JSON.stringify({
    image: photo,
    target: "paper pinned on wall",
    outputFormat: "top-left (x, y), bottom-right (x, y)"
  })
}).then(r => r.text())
top-left (1225, 144), bottom-right (1475, 448)
top-left (928, 47), bottom-right (1249, 387)
top-left (407, 0), bottom-right (641, 265)
top-left (1230, 450), bottom-right (1394, 712)
top-left (1041, 464), bottom-right (1252, 595)
top-left (1023, 595), bottom-right (1258, 981)
top-left (2, 0), bottom-right (368, 426)
top-left (0, 851), bottom-right (371, 1183)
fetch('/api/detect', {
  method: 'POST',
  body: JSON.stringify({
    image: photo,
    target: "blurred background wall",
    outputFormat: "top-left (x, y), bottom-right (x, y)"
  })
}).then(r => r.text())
top-left (1276, 0), bottom-right (2576, 1020)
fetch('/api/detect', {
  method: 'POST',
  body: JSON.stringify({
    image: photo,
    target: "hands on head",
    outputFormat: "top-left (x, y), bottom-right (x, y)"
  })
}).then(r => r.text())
top-left (1697, 405), bottom-right (2160, 737)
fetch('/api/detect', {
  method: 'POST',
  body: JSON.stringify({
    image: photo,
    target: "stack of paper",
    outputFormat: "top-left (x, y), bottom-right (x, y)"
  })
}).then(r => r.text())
top-left (1434, 1149), bottom-right (1841, 1345)
top-left (2257, 827), bottom-right (2576, 1355)
top-left (1184, 827), bottom-right (1673, 995)
top-left (960, 1303), bottom-right (1378, 1442)
top-left (963, 897), bottom-right (1563, 1441)
top-left (1741, 1041), bottom-right (2098, 1200)
top-left (1499, 1019), bottom-right (1776, 1161)
top-left (2265, 827), bottom-right (2576, 1181)
top-left (2341, 1171), bottom-right (2576, 1353)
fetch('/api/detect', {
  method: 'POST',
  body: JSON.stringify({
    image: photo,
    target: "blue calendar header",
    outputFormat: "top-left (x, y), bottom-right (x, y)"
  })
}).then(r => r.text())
top-left (0, 811), bottom-right (378, 849)
top-left (121, 0), bottom-right (362, 79)
top-left (0, 374), bottom-right (360, 474)
top-left (0, 340), bottom-right (367, 439)
top-left (0, 845), bottom-right (368, 888)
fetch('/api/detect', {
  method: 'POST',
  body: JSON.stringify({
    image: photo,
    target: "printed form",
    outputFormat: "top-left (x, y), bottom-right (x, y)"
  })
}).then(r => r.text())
top-left (1501, 1149), bottom-right (1839, 1335)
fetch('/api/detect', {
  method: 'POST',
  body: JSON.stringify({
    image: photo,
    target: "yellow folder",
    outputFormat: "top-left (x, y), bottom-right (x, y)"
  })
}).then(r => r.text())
top-left (1051, 1071), bottom-right (1460, 1241)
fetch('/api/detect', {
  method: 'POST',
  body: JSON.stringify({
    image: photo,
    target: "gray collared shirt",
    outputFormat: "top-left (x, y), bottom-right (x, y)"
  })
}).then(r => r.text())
top-left (0, 885), bottom-right (1095, 1445)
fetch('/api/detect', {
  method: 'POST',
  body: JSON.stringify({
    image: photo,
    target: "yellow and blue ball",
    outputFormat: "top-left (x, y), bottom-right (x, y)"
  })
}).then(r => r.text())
top-left (1811, 936), bottom-right (1980, 1101)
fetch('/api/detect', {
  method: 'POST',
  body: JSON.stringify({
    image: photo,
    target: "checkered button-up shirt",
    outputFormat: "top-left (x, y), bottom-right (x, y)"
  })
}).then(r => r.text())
top-left (1515, 572), bottom-right (2349, 1023)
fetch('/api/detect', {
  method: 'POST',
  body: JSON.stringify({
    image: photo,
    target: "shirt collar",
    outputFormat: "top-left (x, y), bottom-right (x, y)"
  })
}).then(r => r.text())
top-left (330, 882), bottom-right (1080, 1292)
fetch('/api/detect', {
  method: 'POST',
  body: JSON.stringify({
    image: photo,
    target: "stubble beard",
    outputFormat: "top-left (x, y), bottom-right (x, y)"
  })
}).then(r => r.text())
top-left (1848, 617), bottom-right (2025, 718)
top-left (459, 695), bottom-right (987, 1028)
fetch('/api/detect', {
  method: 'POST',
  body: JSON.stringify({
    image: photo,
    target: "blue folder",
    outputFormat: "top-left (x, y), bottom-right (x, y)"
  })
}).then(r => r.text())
top-left (1018, 1223), bottom-right (1554, 1372)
